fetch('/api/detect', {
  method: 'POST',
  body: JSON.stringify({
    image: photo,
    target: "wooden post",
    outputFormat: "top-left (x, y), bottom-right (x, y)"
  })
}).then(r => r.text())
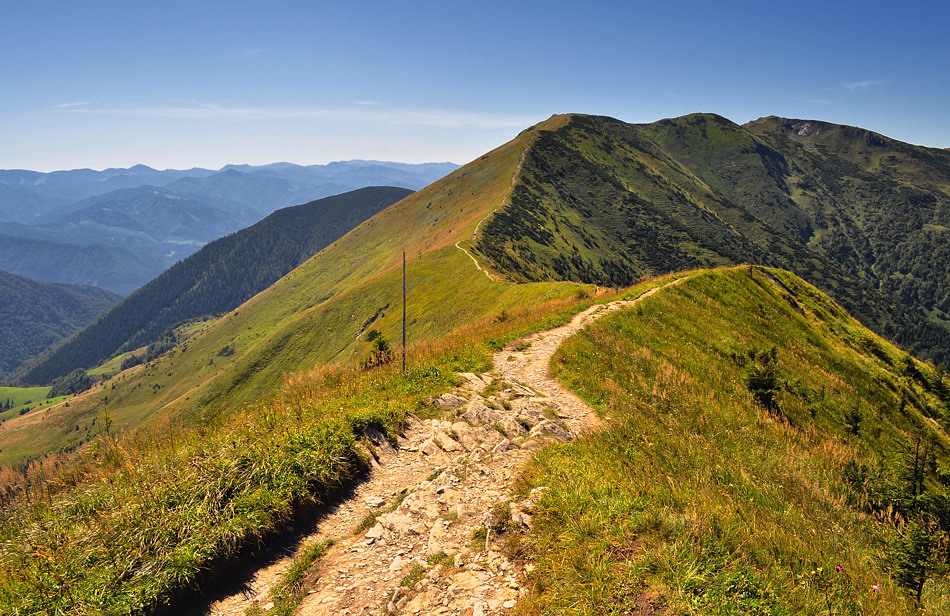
top-left (402, 251), bottom-right (407, 374)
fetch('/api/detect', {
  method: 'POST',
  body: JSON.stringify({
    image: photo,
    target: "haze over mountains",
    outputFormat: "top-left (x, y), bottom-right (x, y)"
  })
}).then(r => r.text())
top-left (0, 160), bottom-right (458, 294)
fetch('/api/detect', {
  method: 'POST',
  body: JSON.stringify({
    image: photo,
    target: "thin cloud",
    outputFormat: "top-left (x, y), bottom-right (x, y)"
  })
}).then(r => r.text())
top-left (56, 102), bottom-right (532, 129)
top-left (382, 110), bottom-right (531, 129)
top-left (843, 80), bottom-right (885, 92)
top-left (55, 101), bottom-right (90, 109)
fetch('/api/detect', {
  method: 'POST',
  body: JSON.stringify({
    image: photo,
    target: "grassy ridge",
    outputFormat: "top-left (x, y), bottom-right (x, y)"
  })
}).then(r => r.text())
top-left (0, 120), bottom-right (557, 464)
top-left (475, 113), bottom-right (950, 366)
top-left (3, 267), bottom-right (947, 613)
top-left (516, 267), bottom-right (950, 614)
top-left (0, 287), bottom-right (598, 613)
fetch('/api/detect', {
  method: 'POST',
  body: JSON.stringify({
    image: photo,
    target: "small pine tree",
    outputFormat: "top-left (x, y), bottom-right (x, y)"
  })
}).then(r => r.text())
top-left (744, 346), bottom-right (780, 413)
top-left (361, 334), bottom-right (393, 369)
top-left (890, 516), bottom-right (946, 604)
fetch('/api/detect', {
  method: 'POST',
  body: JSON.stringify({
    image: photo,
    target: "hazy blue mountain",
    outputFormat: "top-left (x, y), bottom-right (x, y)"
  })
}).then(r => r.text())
top-left (0, 232), bottom-right (173, 296)
top-left (164, 169), bottom-right (340, 213)
top-left (0, 160), bottom-right (456, 223)
top-left (0, 166), bottom-right (215, 222)
top-left (222, 160), bottom-right (459, 190)
top-left (0, 161), bottom-right (456, 294)
top-left (5, 186), bottom-right (262, 259)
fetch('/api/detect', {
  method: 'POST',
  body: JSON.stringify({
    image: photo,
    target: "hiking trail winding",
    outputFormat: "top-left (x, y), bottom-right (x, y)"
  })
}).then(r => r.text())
top-left (454, 134), bottom-right (535, 282)
top-left (202, 280), bottom-right (680, 616)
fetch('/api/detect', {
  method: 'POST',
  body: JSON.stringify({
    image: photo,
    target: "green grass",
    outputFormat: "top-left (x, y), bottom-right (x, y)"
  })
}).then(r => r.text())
top-left (0, 278), bottom-right (605, 613)
top-left (478, 113), bottom-right (950, 371)
top-left (514, 266), bottom-right (950, 615)
top-left (0, 385), bottom-right (51, 409)
top-left (246, 539), bottom-right (333, 616)
top-left (0, 386), bottom-right (55, 426)
top-left (0, 124), bottom-right (562, 465)
top-left (2, 266), bottom-right (947, 613)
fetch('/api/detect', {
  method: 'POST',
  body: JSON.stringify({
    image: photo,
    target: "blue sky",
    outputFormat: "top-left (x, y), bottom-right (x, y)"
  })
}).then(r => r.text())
top-left (2, 0), bottom-right (947, 171)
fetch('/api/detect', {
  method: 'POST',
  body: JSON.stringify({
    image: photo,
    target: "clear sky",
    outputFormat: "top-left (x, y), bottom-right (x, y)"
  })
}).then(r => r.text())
top-left (2, 0), bottom-right (947, 171)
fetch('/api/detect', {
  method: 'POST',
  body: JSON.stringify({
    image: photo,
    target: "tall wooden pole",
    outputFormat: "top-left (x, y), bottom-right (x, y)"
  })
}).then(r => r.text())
top-left (402, 251), bottom-right (407, 374)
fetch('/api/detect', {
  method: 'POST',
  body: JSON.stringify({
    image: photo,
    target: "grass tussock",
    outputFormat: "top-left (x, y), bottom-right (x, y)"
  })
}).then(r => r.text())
top-left (515, 266), bottom-right (950, 615)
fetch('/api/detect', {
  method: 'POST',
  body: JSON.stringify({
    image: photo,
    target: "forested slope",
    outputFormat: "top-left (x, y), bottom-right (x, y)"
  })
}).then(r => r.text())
top-left (0, 271), bottom-right (118, 378)
top-left (12, 187), bottom-right (411, 385)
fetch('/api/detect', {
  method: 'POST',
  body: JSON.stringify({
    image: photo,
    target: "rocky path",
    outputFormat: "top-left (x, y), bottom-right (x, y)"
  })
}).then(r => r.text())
top-left (204, 283), bottom-right (676, 616)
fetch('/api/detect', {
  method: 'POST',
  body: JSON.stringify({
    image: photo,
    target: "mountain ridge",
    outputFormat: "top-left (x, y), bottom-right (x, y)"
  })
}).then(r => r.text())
top-left (474, 112), bottom-right (950, 364)
top-left (1, 114), bottom-right (950, 612)
top-left (3, 112), bottom-right (950, 459)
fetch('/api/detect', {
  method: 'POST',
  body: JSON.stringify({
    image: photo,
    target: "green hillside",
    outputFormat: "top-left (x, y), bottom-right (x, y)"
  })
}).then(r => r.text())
top-left (475, 113), bottom-right (950, 364)
top-left (517, 267), bottom-right (950, 614)
top-left (0, 270), bottom-right (119, 378)
top-left (1, 113), bottom-right (949, 612)
top-left (8, 112), bottom-right (949, 463)
top-left (0, 121), bottom-right (577, 463)
top-left (746, 116), bottom-right (950, 318)
top-left (2, 267), bottom-right (948, 613)
top-left (11, 186), bottom-right (413, 386)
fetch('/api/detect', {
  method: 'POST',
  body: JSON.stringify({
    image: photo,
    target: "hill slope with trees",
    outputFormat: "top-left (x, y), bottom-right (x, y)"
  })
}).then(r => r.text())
top-left (474, 113), bottom-right (950, 364)
top-left (11, 187), bottom-right (412, 385)
top-left (0, 271), bottom-right (118, 378)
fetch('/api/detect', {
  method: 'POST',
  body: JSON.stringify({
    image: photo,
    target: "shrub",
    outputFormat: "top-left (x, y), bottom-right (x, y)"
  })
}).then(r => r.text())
top-left (743, 346), bottom-right (780, 413)
top-left (362, 335), bottom-right (393, 369)
top-left (48, 369), bottom-right (94, 397)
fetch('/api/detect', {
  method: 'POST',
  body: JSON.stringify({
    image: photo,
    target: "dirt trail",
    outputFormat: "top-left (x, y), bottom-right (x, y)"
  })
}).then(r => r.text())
top-left (202, 281), bottom-right (680, 616)
top-left (454, 133), bottom-right (535, 282)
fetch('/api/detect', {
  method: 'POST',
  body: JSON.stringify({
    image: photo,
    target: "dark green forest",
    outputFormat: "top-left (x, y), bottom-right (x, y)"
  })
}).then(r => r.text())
top-left (0, 270), bottom-right (118, 378)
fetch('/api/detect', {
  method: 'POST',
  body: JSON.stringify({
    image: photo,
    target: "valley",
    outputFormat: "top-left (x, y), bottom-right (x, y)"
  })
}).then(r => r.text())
top-left (0, 161), bottom-right (457, 294)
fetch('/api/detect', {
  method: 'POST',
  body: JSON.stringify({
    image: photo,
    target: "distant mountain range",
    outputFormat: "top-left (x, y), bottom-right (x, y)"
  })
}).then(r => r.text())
top-left (11, 187), bottom-right (412, 385)
top-left (0, 161), bottom-right (457, 294)
top-left (0, 270), bottom-right (119, 378)
top-left (0, 232), bottom-right (168, 296)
